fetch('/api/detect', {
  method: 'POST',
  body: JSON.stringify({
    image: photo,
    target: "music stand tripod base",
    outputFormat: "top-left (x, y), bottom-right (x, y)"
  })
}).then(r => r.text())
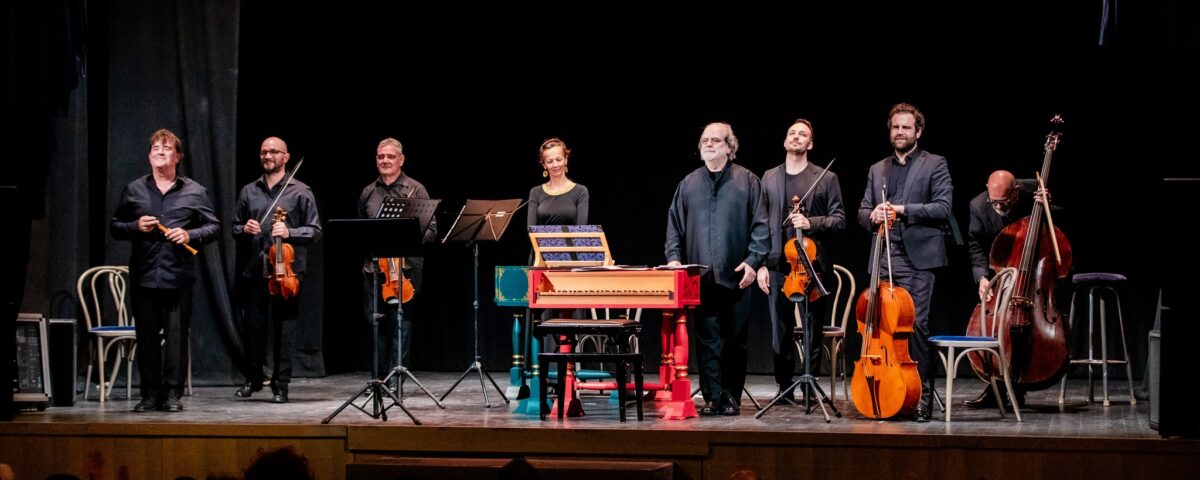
top-left (321, 215), bottom-right (437, 424)
top-left (755, 295), bottom-right (842, 422)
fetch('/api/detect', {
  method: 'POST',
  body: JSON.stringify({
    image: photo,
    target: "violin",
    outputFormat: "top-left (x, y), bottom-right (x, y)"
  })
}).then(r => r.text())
top-left (781, 195), bottom-right (821, 303)
top-left (966, 115), bottom-right (1072, 389)
top-left (267, 207), bottom-right (300, 299)
top-left (850, 192), bottom-right (921, 419)
top-left (379, 257), bottom-right (414, 304)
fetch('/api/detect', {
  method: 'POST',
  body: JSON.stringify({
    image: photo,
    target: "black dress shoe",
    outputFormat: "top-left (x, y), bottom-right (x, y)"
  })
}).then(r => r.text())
top-left (699, 401), bottom-right (719, 416)
top-left (720, 403), bottom-right (741, 416)
top-left (913, 406), bottom-right (931, 423)
top-left (775, 388), bottom-right (796, 405)
top-left (963, 389), bottom-right (998, 409)
top-left (132, 398), bottom-right (159, 413)
top-left (272, 386), bottom-right (289, 404)
top-left (234, 383), bottom-right (262, 398)
top-left (160, 397), bottom-right (184, 412)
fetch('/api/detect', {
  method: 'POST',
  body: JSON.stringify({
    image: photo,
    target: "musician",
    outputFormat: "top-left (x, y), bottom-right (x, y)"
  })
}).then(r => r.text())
top-left (666, 122), bottom-right (770, 416)
top-left (110, 128), bottom-right (220, 412)
top-left (756, 119), bottom-right (845, 402)
top-left (527, 137), bottom-right (589, 320)
top-left (964, 169), bottom-right (1050, 409)
top-left (231, 137), bottom-right (321, 404)
top-left (857, 103), bottom-right (954, 422)
top-left (358, 138), bottom-right (438, 381)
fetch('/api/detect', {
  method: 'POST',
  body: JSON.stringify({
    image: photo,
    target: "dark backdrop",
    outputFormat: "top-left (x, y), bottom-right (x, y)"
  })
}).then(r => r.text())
top-left (7, 1), bottom-right (1198, 431)
top-left (234, 3), bottom-right (1195, 379)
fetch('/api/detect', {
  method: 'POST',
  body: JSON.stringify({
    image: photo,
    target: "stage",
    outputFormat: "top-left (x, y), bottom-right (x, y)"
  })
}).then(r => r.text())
top-left (2, 371), bottom-right (1194, 480)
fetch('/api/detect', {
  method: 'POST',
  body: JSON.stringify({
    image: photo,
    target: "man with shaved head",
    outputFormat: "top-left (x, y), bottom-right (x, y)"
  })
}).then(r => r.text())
top-left (965, 169), bottom-right (1050, 410)
top-left (232, 136), bottom-right (322, 403)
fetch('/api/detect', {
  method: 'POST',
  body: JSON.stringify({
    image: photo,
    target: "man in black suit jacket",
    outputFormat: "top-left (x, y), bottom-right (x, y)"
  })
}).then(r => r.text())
top-left (964, 170), bottom-right (1050, 409)
top-left (757, 119), bottom-right (846, 401)
top-left (857, 103), bottom-right (954, 422)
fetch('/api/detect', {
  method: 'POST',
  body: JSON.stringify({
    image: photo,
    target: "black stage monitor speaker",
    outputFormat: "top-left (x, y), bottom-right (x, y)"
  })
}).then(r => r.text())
top-left (47, 318), bottom-right (77, 407)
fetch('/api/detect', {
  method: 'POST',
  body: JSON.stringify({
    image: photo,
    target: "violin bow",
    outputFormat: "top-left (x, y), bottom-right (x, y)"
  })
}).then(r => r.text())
top-left (881, 185), bottom-right (895, 295)
top-left (1036, 171), bottom-right (1062, 263)
top-left (782, 157), bottom-right (838, 228)
top-left (257, 156), bottom-right (305, 226)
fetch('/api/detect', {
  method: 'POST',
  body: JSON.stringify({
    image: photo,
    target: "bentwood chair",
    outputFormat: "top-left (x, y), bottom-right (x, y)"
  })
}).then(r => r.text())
top-left (929, 267), bottom-right (1023, 422)
top-left (78, 265), bottom-right (137, 402)
top-left (793, 264), bottom-right (855, 403)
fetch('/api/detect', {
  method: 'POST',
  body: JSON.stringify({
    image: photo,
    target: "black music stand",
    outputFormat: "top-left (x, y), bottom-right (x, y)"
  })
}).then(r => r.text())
top-left (438, 198), bottom-right (523, 407)
top-left (322, 216), bottom-right (432, 424)
top-left (377, 196), bottom-right (443, 405)
top-left (755, 255), bottom-right (841, 422)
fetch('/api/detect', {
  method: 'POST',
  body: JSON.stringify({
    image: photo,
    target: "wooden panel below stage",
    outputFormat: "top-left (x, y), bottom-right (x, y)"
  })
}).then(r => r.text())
top-left (2, 373), bottom-right (1198, 479)
top-left (4, 423), bottom-right (1199, 480)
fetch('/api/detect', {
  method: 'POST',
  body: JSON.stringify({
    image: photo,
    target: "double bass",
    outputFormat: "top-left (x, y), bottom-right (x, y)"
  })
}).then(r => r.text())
top-left (966, 115), bottom-right (1072, 389)
top-left (850, 191), bottom-right (922, 419)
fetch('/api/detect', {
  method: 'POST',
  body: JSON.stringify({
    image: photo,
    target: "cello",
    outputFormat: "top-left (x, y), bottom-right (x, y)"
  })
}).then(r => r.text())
top-left (850, 191), bottom-right (922, 419)
top-left (966, 115), bottom-right (1072, 389)
top-left (267, 208), bottom-right (301, 299)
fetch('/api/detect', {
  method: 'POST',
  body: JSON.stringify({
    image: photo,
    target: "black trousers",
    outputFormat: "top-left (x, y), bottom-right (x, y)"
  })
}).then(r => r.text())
top-left (237, 277), bottom-right (300, 390)
top-left (130, 286), bottom-right (191, 401)
top-left (768, 271), bottom-right (825, 389)
top-left (884, 253), bottom-right (936, 410)
top-left (694, 281), bottom-right (752, 405)
top-left (363, 269), bottom-right (421, 378)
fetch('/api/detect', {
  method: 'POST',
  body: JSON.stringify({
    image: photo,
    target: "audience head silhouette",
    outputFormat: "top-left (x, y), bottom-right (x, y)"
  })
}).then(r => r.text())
top-left (243, 446), bottom-right (315, 480)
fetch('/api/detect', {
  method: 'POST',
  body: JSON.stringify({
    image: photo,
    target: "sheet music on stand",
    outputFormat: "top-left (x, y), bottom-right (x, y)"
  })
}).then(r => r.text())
top-left (378, 196), bottom-right (440, 233)
top-left (441, 199), bottom-right (524, 244)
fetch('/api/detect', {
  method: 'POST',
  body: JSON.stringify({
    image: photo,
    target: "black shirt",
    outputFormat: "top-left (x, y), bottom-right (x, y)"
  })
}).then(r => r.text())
top-left (232, 176), bottom-right (322, 278)
top-left (357, 174), bottom-right (438, 273)
top-left (665, 162), bottom-right (770, 289)
top-left (526, 183), bottom-right (589, 226)
top-left (110, 174), bottom-right (221, 288)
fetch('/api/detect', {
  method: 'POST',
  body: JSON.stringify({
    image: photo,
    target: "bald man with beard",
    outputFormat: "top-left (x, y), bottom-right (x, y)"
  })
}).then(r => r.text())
top-left (964, 169), bottom-right (1051, 410)
top-left (232, 136), bottom-right (322, 404)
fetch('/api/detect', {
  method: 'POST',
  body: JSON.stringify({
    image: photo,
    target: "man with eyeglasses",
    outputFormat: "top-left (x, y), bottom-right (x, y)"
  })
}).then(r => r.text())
top-left (232, 136), bottom-right (322, 403)
top-left (665, 122), bottom-right (770, 416)
top-left (964, 169), bottom-right (1052, 410)
top-left (357, 138), bottom-right (438, 386)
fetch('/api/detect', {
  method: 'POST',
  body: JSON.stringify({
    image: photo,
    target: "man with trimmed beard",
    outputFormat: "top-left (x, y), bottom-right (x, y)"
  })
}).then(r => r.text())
top-left (858, 103), bottom-right (954, 422)
top-left (232, 136), bottom-right (322, 404)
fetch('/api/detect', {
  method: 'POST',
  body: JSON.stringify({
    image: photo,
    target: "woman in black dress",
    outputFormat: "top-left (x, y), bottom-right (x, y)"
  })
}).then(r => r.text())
top-left (527, 137), bottom-right (588, 228)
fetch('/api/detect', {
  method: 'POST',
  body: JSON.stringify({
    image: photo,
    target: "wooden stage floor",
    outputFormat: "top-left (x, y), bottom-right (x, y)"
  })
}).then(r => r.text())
top-left (2, 372), bottom-right (1197, 480)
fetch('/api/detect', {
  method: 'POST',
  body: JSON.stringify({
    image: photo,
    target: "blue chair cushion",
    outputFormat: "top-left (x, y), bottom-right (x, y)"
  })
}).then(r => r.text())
top-left (90, 326), bottom-right (135, 333)
top-left (930, 335), bottom-right (995, 343)
top-left (1072, 272), bottom-right (1127, 285)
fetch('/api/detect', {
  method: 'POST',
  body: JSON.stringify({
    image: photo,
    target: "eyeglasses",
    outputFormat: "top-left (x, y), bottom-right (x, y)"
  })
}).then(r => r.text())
top-left (987, 198), bottom-right (1014, 208)
top-left (260, 149), bottom-right (287, 156)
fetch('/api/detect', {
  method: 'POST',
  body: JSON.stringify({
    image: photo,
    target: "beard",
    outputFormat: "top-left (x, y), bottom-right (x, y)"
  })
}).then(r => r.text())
top-left (891, 136), bottom-right (915, 153)
top-left (700, 150), bottom-right (721, 162)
